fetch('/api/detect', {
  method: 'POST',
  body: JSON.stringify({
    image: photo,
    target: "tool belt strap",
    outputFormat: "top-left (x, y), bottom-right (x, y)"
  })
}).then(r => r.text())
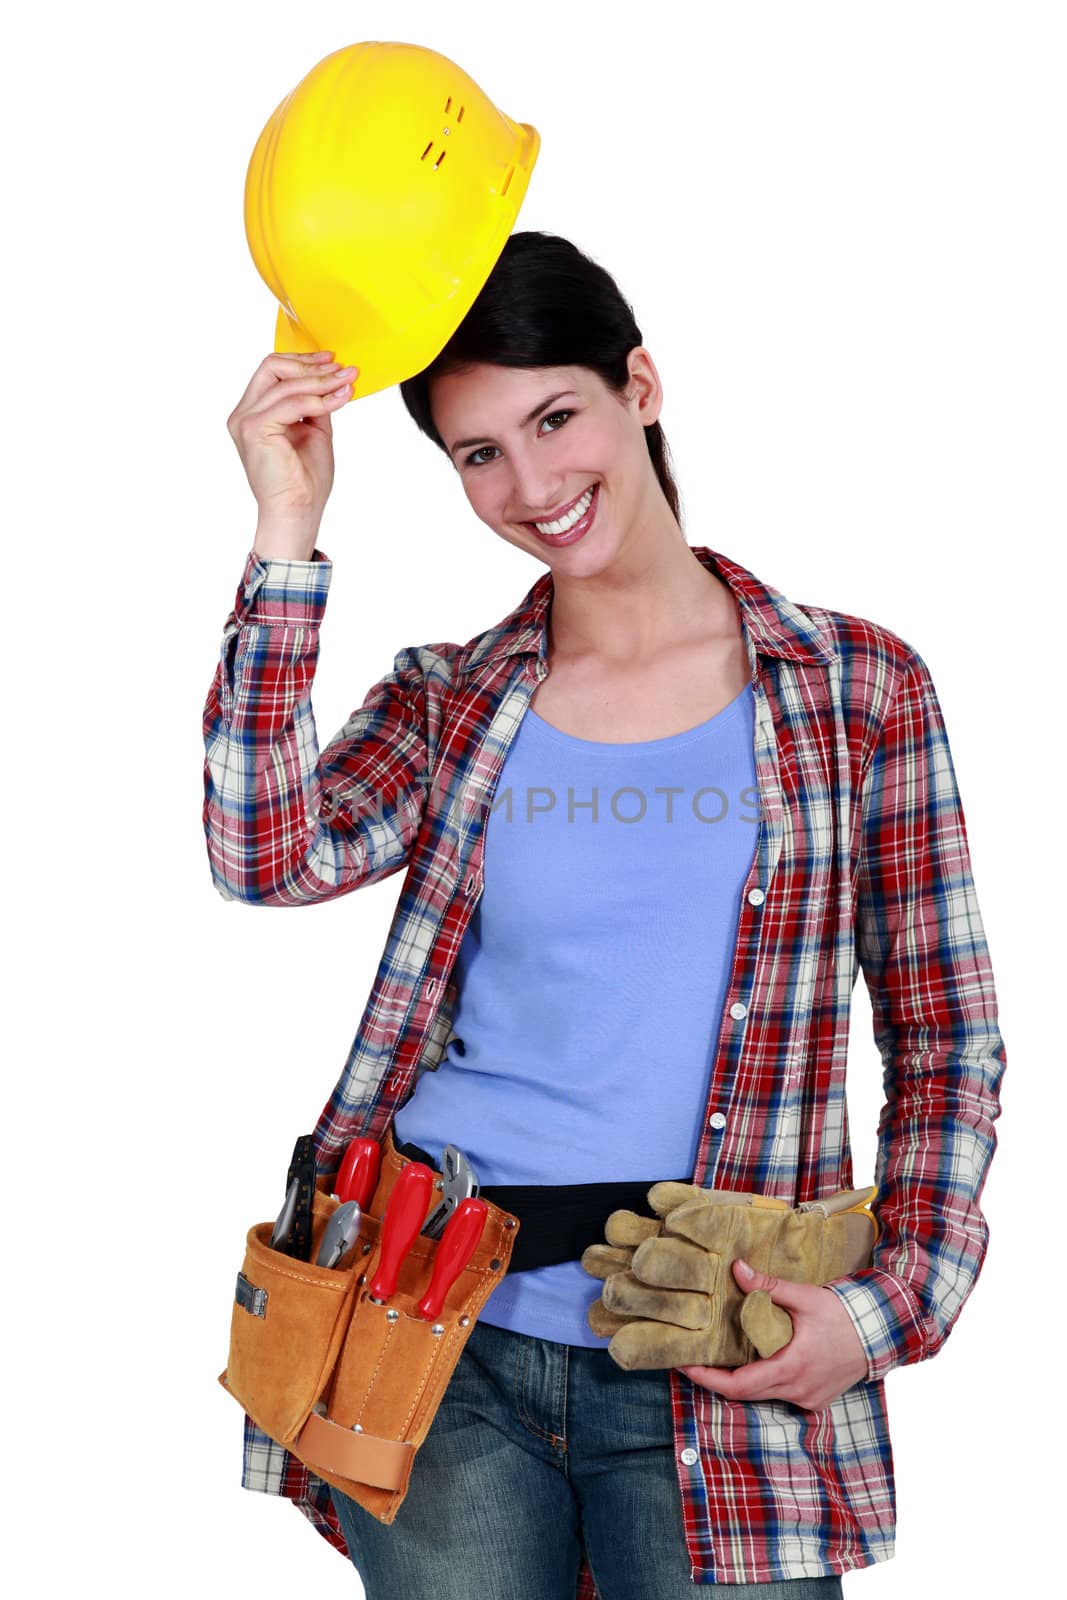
top-left (395, 1140), bottom-right (685, 1274)
top-left (296, 1407), bottom-right (413, 1491)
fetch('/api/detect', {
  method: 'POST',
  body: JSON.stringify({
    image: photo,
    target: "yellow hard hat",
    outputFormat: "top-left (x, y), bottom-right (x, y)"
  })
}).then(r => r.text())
top-left (244, 40), bottom-right (540, 400)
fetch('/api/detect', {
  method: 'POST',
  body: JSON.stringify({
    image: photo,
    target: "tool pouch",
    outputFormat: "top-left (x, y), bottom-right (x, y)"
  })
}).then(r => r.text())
top-left (218, 1126), bottom-right (520, 1524)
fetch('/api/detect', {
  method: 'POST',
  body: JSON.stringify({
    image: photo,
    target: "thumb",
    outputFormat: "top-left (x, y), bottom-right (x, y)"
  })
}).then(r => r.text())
top-left (733, 1258), bottom-right (809, 1308)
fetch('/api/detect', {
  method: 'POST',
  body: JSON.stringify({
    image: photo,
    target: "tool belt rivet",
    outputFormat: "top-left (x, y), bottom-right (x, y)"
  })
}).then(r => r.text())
top-left (504, 1218), bottom-right (516, 1229)
top-left (351, 1423), bottom-right (364, 1434)
top-left (431, 1323), bottom-right (445, 1337)
top-left (386, 1309), bottom-right (399, 1323)
top-left (490, 1258), bottom-right (502, 1271)
top-left (459, 1315), bottom-right (470, 1327)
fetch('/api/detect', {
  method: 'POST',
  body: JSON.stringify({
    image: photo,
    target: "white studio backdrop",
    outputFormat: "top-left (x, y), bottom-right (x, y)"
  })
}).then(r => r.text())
top-left (4, 1), bottom-right (1062, 1594)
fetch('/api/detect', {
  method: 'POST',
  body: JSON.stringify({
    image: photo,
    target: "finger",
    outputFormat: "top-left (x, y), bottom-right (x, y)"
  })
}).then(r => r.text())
top-left (646, 1181), bottom-right (708, 1216)
top-left (734, 1264), bottom-right (822, 1311)
top-left (241, 379), bottom-right (353, 433)
top-left (609, 1320), bottom-right (723, 1371)
top-left (243, 365), bottom-right (357, 420)
top-left (235, 353), bottom-right (347, 414)
top-left (299, 401), bottom-right (336, 442)
top-left (604, 1210), bottom-right (661, 1248)
top-left (682, 1337), bottom-right (796, 1383)
top-left (738, 1288), bottom-right (794, 1359)
top-left (602, 1270), bottom-right (710, 1329)
top-left (678, 1363), bottom-right (737, 1390)
top-left (233, 352), bottom-right (337, 411)
top-left (631, 1235), bottom-right (718, 1294)
top-left (677, 1362), bottom-right (793, 1403)
top-left (581, 1243), bottom-right (634, 1280)
top-left (586, 1297), bottom-right (635, 1338)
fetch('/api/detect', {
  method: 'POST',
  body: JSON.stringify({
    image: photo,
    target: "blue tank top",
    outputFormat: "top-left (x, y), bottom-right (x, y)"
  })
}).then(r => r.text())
top-left (393, 682), bottom-right (758, 1345)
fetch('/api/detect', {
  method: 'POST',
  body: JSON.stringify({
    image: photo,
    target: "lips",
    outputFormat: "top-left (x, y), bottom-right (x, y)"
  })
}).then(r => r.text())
top-left (524, 482), bottom-right (600, 547)
top-left (521, 483), bottom-right (595, 530)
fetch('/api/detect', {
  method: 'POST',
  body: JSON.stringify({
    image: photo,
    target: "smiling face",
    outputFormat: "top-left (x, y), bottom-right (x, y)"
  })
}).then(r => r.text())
top-left (429, 348), bottom-right (670, 573)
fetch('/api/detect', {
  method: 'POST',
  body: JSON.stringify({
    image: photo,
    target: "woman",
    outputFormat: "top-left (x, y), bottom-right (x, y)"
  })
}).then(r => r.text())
top-left (204, 231), bottom-right (1005, 1596)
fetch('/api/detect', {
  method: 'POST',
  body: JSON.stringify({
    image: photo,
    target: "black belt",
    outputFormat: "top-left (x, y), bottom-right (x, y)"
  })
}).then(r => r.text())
top-left (396, 1140), bottom-right (685, 1274)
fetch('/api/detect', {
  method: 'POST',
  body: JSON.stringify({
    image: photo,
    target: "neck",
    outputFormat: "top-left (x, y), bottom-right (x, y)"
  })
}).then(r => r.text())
top-left (546, 513), bottom-right (734, 668)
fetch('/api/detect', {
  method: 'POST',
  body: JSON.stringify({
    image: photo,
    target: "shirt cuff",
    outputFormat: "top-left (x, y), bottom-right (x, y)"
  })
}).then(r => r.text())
top-left (822, 1267), bottom-right (931, 1382)
top-left (239, 547), bottom-right (333, 626)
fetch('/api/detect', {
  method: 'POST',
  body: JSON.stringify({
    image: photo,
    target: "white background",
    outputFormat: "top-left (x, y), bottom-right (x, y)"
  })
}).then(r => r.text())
top-left (6, 1), bottom-right (1063, 1593)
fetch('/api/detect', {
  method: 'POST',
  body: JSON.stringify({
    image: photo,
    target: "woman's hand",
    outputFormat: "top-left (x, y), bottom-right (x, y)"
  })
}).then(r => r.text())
top-left (678, 1258), bottom-right (870, 1411)
top-left (227, 350), bottom-right (359, 559)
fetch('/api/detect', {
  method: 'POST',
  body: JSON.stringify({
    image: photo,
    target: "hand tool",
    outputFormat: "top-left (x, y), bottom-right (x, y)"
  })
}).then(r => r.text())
top-left (269, 1176), bottom-right (299, 1253)
top-left (315, 1201), bottom-right (362, 1270)
top-left (422, 1145), bottom-right (480, 1240)
top-left (270, 1134), bottom-right (317, 1260)
top-left (368, 1161), bottom-right (435, 1304)
top-left (417, 1198), bottom-right (489, 1320)
top-left (333, 1137), bottom-right (381, 1208)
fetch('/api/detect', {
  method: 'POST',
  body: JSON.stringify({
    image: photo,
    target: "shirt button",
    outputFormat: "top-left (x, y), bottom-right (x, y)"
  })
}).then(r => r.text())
top-left (709, 1112), bottom-right (727, 1131)
top-left (747, 888), bottom-right (765, 905)
top-left (680, 1447), bottom-right (699, 1466)
top-left (729, 1002), bottom-right (747, 1020)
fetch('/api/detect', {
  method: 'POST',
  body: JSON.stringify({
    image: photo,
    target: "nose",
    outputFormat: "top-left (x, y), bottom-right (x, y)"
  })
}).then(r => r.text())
top-left (503, 451), bottom-right (566, 521)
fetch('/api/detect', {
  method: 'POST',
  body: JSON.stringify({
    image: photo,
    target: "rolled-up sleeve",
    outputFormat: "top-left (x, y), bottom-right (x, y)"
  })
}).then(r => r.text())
top-left (823, 648), bottom-right (1007, 1381)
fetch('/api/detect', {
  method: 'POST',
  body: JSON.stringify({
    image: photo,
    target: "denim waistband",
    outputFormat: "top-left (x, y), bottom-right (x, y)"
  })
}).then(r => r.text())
top-left (395, 1139), bottom-right (685, 1274)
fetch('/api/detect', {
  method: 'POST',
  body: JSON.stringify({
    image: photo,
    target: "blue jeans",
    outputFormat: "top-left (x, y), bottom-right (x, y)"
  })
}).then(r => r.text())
top-left (329, 1319), bottom-right (845, 1598)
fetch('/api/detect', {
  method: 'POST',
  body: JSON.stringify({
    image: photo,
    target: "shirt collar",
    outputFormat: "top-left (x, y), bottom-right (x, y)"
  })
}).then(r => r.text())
top-left (460, 545), bottom-right (838, 674)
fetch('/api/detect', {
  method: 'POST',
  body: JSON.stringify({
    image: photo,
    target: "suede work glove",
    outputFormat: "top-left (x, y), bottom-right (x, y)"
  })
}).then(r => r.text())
top-left (581, 1182), bottom-right (879, 1371)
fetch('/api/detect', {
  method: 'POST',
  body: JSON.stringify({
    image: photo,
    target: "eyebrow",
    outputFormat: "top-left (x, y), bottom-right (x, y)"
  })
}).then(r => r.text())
top-left (448, 391), bottom-right (579, 458)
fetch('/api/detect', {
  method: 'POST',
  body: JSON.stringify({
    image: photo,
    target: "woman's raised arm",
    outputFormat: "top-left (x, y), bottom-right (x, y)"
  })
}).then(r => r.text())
top-left (202, 350), bottom-right (458, 904)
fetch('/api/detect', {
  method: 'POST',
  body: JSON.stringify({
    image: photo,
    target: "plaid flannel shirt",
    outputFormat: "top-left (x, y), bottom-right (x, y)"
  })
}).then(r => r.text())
top-left (202, 542), bottom-right (1006, 1588)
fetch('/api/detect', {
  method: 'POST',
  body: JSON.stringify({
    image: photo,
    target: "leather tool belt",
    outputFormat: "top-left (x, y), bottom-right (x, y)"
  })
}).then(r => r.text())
top-left (218, 1126), bottom-right (521, 1525)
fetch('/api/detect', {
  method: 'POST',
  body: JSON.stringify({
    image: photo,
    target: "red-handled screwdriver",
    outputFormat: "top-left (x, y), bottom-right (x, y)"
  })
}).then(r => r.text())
top-left (368, 1162), bottom-right (435, 1304)
top-left (333, 1137), bottom-right (382, 1208)
top-left (417, 1198), bottom-right (489, 1321)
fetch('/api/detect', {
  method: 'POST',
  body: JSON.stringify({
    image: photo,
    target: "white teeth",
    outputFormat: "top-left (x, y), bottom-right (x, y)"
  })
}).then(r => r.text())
top-left (534, 486), bottom-right (593, 535)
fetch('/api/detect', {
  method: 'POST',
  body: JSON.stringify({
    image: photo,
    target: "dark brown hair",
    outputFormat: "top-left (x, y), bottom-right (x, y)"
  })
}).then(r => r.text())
top-left (398, 230), bottom-right (684, 530)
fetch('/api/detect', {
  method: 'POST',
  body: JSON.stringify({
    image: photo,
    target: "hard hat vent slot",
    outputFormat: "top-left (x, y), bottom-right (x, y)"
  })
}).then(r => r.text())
top-left (421, 141), bottom-right (434, 161)
top-left (434, 150), bottom-right (447, 171)
top-left (501, 165), bottom-right (514, 197)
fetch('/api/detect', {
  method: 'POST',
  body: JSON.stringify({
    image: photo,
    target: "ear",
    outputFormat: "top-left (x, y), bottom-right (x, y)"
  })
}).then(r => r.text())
top-left (623, 345), bottom-right (664, 428)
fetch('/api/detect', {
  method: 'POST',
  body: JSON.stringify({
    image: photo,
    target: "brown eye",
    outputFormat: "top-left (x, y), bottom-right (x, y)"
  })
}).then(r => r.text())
top-left (464, 410), bottom-right (574, 469)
